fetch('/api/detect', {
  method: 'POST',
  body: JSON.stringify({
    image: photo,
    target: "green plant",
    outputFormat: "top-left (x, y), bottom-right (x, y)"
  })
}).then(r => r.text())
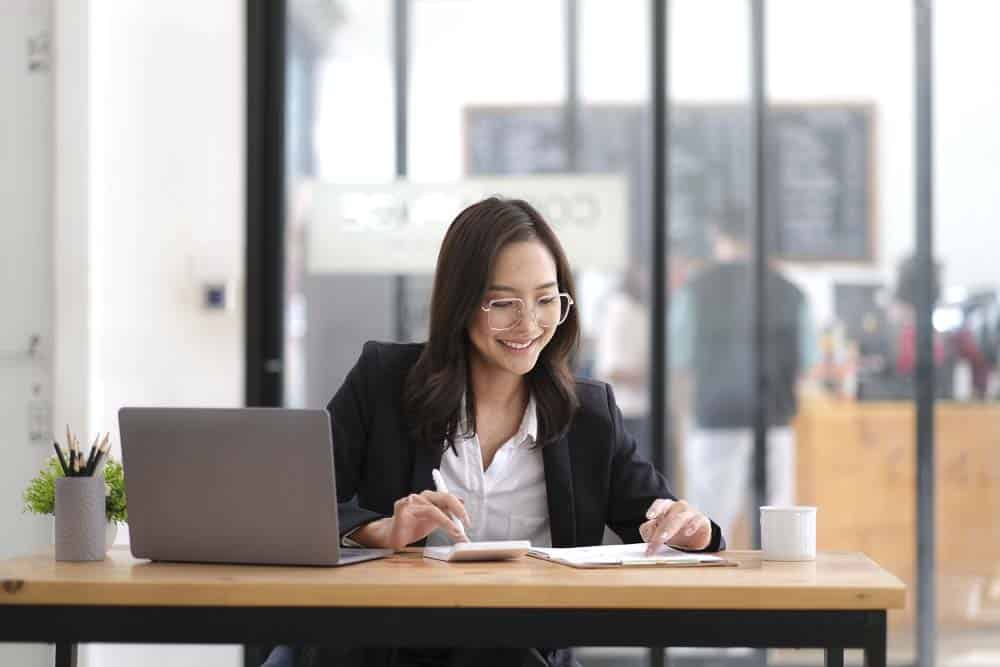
top-left (22, 455), bottom-right (128, 524)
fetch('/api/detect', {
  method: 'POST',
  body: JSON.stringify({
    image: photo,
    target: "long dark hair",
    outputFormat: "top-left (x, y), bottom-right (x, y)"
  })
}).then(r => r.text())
top-left (403, 197), bottom-right (580, 451)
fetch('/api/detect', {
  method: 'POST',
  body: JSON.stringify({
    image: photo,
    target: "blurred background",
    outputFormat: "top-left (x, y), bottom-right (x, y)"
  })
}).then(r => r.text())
top-left (2, 1), bottom-right (998, 666)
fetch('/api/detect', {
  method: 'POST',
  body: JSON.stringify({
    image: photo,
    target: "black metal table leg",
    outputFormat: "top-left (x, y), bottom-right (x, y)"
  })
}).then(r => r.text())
top-left (864, 641), bottom-right (887, 667)
top-left (863, 612), bottom-right (887, 667)
top-left (825, 647), bottom-right (845, 667)
top-left (54, 642), bottom-right (77, 667)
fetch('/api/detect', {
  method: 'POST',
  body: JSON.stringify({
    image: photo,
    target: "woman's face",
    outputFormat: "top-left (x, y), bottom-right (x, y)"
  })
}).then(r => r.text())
top-left (468, 240), bottom-right (561, 379)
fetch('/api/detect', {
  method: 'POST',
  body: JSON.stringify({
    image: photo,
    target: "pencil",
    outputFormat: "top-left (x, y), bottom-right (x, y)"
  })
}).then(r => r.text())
top-left (84, 433), bottom-right (101, 476)
top-left (65, 425), bottom-right (74, 475)
top-left (72, 434), bottom-right (80, 476)
top-left (86, 433), bottom-right (110, 476)
top-left (69, 427), bottom-right (79, 476)
top-left (89, 439), bottom-right (109, 477)
top-left (74, 433), bottom-right (83, 475)
top-left (52, 442), bottom-right (69, 476)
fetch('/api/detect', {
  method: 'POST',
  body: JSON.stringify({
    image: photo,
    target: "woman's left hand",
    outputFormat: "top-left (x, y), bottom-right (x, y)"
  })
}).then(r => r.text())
top-left (639, 498), bottom-right (712, 554)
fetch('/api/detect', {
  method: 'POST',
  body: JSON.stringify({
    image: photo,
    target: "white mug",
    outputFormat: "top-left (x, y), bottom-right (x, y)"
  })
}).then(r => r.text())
top-left (760, 506), bottom-right (817, 561)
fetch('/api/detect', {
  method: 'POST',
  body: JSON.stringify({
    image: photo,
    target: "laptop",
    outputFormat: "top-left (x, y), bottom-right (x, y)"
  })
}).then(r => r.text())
top-left (119, 407), bottom-right (392, 566)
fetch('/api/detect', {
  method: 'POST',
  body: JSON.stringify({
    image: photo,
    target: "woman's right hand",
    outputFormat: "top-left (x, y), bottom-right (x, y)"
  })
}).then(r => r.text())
top-left (354, 490), bottom-right (471, 551)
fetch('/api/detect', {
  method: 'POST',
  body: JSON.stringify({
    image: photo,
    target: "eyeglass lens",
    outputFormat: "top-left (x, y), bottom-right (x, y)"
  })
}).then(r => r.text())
top-left (488, 295), bottom-right (571, 330)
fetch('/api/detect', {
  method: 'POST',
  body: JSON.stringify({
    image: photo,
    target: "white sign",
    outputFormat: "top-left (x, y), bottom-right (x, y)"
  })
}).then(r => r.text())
top-left (306, 175), bottom-right (628, 274)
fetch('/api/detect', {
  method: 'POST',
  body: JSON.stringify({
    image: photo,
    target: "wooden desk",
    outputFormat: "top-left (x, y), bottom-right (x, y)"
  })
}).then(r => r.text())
top-left (1, 547), bottom-right (904, 667)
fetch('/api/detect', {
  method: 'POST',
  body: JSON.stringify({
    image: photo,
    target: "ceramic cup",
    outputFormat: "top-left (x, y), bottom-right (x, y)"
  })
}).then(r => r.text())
top-left (760, 505), bottom-right (816, 561)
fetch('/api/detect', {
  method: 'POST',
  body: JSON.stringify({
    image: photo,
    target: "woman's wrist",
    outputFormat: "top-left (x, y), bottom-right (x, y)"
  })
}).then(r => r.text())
top-left (351, 517), bottom-right (394, 549)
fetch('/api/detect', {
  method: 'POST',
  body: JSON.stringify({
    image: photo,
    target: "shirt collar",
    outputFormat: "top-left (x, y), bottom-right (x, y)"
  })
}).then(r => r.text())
top-left (457, 393), bottom-right (538, 448)
top-left (515, 395), bottom-right (538, 447)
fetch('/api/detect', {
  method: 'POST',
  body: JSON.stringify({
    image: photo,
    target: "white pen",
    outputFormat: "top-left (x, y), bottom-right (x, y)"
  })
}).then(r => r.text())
top-left (431, 468), bottom-right (469, 541)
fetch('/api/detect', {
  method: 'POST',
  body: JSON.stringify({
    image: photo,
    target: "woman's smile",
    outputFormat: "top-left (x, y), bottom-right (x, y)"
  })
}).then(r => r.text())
top-left (498, 335), bottom-right (541, 353)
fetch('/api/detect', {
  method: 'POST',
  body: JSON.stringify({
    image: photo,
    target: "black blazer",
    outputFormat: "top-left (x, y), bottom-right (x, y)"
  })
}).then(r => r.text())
top-left (328, 341), bottom-right (724, 552)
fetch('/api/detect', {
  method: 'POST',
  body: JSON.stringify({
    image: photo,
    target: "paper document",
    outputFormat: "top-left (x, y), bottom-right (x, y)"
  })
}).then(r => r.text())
top-left (527, 543), bottom-right (732, 568)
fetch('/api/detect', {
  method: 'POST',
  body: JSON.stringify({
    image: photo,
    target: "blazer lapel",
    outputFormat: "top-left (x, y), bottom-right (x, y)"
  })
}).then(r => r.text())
top-left (542, 434), bottom-right (577, 547)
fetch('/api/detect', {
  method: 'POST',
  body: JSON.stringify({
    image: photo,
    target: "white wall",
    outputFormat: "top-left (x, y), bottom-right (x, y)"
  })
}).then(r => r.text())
top-left (64, 1), bottom-right (246, 666)
top-left (88, 0), bottom-right (245, 431)
top-left (1, 1), bottom-right (55, 666)
top-left (53, 0), bottom-right (94, 454)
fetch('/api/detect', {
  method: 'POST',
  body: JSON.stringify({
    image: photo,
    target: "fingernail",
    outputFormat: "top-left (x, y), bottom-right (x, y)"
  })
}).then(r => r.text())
top-left (686, 525), bottom-right (696, 536)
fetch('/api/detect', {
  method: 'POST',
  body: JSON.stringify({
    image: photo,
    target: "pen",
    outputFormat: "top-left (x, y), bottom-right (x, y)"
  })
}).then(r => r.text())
top-left (431, 468), bottom-right (469, 542)
top-left (52, 442), bottom-right (69, 476)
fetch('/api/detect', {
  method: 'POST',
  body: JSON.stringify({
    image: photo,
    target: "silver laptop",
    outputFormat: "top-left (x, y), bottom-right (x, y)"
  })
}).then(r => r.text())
top-left (119, 407), bottom-right (392, 566)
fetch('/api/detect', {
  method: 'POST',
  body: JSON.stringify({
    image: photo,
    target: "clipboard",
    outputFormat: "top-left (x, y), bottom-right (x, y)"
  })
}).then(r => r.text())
top-left (526, 543), bottom-right (737, 569)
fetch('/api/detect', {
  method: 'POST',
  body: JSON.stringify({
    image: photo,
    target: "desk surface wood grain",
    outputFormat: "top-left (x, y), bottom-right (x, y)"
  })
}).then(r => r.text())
top-left (0, 548), bottom-right (905, 610)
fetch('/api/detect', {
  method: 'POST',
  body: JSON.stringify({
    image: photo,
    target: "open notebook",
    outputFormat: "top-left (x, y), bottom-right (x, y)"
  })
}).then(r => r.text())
top-left (527, 543), bottom-right (735, 568)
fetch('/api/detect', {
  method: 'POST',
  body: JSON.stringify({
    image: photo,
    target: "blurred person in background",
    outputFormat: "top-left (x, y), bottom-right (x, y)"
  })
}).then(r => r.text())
top-left (593, 266), bottom-right (650, 460)
top-left (670, 205), bottom-right (819, 542)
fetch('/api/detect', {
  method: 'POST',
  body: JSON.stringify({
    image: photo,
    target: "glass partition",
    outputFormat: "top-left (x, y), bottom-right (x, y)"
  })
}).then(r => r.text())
top-left (766, 1), bottom-right (918, 664)
top-left (932, 1), bottom-right (1000, 663)
top-left (275, 1), bottom-right (998, 665)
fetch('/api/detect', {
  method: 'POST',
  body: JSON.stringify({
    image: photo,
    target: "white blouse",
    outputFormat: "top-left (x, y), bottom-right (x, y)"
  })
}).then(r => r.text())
top-left (424, 395), bottom-right (552, 548)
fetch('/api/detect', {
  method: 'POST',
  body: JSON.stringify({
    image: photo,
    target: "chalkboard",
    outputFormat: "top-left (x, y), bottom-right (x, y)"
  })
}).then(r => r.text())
top-left (465, 104), bottom-right (875, 262)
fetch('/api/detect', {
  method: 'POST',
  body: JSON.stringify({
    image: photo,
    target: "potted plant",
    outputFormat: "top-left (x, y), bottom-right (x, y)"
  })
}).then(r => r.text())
top-left (23, 455), bottom-right (128, 550)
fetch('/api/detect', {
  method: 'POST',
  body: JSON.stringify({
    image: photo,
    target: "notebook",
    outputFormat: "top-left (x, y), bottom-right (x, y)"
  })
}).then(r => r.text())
top-left (527, 543), bottom-right (735, 568)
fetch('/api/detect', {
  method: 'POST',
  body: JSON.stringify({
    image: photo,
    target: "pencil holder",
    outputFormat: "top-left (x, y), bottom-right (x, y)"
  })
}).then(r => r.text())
top-left (55, 476), bottom-right (105, 561)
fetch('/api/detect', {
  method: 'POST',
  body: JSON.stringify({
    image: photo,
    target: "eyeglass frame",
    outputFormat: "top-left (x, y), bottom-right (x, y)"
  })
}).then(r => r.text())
top-left (479, 292), bottom-right (575, 332)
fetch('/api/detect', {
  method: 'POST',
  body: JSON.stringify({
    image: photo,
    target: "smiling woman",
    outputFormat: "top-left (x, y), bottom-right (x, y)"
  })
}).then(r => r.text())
top-left (404, 197), bottom-right (580, 458)
top-left (314, 196), bottom-right (723, 667)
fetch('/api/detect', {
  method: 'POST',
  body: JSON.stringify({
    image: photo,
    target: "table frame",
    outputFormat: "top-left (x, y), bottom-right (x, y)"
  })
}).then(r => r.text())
top-left (0, 605), bottom-right (886, 667)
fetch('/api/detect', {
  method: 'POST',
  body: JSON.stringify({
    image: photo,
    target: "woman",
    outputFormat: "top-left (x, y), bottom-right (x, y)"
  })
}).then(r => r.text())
top-left (316, 197), bottom-right (723, 667)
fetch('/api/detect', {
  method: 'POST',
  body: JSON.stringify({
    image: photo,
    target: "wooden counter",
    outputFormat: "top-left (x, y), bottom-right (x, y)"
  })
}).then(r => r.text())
top-left (793, 399), bottom-right (1000, 629)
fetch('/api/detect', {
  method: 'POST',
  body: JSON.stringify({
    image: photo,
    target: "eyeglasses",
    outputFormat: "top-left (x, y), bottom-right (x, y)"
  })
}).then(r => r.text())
top-left (480, 293), bottom-right (575, 332)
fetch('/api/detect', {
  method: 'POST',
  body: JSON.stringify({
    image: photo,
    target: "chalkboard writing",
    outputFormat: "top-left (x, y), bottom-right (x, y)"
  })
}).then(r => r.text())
top-left (465, 104), bottom-right (874, 262)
